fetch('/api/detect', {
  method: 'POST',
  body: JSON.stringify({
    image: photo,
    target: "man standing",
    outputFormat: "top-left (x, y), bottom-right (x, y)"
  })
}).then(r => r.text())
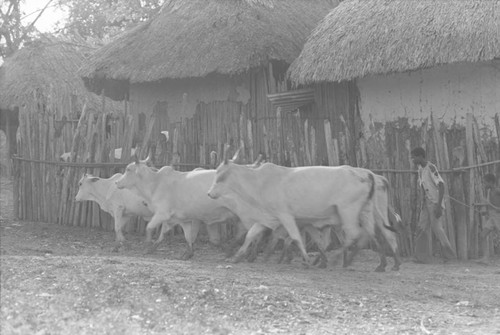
top-left (411, 147), bottom-right (456, 263)
top-left (478, 173), bottom-right (500, 264)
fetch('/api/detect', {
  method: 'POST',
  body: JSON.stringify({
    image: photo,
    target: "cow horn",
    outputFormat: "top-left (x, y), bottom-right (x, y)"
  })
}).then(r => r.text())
top-left (232, 147), bottom-right (242, 163)
top-left (144, 154), bottom-right (153, 167)
top-left (223, 145), bottom-right (230, 165)
top-left (252, 154), bottom-right (264, 167)
top-left (209, 151), bottom-right (218, 168)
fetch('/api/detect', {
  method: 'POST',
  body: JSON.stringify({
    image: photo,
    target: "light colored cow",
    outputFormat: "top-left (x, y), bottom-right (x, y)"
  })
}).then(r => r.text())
top-left (74, 173), bottom-right (195, 254)
top-left (75, 173), bottom-right (153, 251)
top-left (207, 153), bottom-right (378, 267)
top-left (263, 173), bottom-right (401, 272)
top-left (115, 157), bottom-right (238, 259)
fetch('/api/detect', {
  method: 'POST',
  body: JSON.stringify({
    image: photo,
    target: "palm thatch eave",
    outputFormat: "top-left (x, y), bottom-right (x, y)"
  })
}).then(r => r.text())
top-left (0, 36), bottom-right (119, 113)
top-left (79, 0), bottom-right (337, 86)
top-left (288, 0), bottom-right (500, 85)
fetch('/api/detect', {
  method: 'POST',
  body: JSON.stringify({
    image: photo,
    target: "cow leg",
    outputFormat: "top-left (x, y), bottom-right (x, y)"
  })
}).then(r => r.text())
top-left (375, 251), bottom-right (388, 272)
top-left (304, 226), bottom-right (329, 269)
top-left (146, 221), bottom-right (174, 254)
top-left (224, 221), bottom-right (248, 257)
top-left (247, 229), bottom-right (269, 263)
top-left (262, 230), bottom-right (282, 262)
top-left (376, 225), bottom-right (401, 271)
top-left (144, 213), bottom-right (171, 254)
top-left (277, 237), bottom-right (294, 264)
top-left (231, 223), bottom-right (268, 263)
top-left (206, 222), bottom-right (222, 246)
top-left (180, 220), bottom-right (201, 260)
top-left (278, 214), bottom-right (309, 266)
top-left (112, 207), bottom-right (129, 252)
top-left (332, 208), bottom-right (365, 267)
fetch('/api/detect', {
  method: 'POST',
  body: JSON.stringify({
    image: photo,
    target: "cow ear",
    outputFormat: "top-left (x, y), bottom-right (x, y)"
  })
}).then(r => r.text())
top-left (223, 145), bottom-right (230, 165)
top-left (89, 177), bottom-right (99, 183)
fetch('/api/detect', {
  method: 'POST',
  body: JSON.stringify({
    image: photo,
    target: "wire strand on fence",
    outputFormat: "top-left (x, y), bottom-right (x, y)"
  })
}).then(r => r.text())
top-left (11, 156), bottom-right (210, 169)
top-left (11, 156), bottom-right (500, 172)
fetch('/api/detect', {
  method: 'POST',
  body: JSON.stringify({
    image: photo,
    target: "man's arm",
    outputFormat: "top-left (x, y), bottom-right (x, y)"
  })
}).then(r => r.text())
top-left (437, 181), bottom-right (444, 206)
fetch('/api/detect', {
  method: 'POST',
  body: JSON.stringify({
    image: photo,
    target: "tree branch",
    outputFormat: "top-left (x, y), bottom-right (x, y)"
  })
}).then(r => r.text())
top-left (20, 0), bottom-right (55, 39)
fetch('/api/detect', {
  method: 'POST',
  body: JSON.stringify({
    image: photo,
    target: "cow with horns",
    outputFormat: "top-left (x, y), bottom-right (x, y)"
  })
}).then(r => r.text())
top-left (207, 147), bottom-right (397, 268)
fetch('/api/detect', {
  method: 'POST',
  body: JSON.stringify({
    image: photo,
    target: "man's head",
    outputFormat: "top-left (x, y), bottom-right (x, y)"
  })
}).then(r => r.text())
top-left (411, 147), bottom-right (427, 167)
top-left (484, 173), bottom-right (497, 191)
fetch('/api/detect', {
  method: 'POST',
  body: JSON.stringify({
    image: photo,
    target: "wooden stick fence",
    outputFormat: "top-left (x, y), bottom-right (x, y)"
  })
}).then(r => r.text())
top-left (11, 99), bottom-right (500, 260)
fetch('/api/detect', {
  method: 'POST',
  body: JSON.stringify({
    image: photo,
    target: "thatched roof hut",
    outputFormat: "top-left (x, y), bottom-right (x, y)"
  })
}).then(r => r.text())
top-left (0, 36), bottom-right (108, 113)
top-left (80, 0), bottom-right (337, 98)
top-left (289, 0), bottom-right (500, 84)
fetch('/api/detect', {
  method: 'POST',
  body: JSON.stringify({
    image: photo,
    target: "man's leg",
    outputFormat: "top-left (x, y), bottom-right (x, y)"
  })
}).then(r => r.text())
top-left (430, 211), bottom-right (456, 260)
top-left (478, 215), bottom-right (496, 263)
top-left (414, 204), bottom-right (432, 263)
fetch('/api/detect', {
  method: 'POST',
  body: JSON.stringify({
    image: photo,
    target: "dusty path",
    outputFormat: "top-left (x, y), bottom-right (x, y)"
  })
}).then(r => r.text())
top-left (1, 176), bottom-right (500, 334)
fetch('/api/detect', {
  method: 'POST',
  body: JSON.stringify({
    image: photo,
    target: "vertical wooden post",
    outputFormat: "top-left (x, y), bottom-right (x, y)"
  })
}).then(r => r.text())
top-left (466, 113), bottom-right (478, 258)
top-left (431, 113), bottom-right (456, 253)
top-left (324, 120), bottom-right (337, 166)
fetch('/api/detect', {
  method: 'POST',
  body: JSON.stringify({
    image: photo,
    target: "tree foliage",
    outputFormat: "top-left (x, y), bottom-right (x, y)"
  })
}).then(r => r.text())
top-left (58, 0), bottom-right (165, 42)
top-left (0, 0), bottom-right (54, 59)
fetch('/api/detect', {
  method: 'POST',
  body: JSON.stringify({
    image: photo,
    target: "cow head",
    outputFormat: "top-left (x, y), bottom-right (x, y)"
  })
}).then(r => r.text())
top-left (207, 146), bottom-right (239, 199)
top-left (116, 158), bottom-right (151, 190)
top-left (207, 147), bottom-right (262, 200)
top-left (75, 174), bottom-right (100, 202)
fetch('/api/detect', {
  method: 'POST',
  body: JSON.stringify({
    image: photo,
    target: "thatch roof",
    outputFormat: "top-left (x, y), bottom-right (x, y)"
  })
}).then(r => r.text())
top-left (0, 36), bottom-right (118, 112)
top-left (289, 0), bottom-right (500, 84)
top-left (80, 0), bottom-right (336, 90)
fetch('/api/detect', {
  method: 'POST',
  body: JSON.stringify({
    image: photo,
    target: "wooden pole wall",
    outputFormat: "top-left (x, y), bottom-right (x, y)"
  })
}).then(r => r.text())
top-left (11, 77), bottom-right (500, 260)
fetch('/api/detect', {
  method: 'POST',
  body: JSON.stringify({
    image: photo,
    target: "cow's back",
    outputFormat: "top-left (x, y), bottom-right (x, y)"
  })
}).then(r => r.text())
top-left (265, 165), bottom-right (372, 218)
top-left (104, 174), bottom-right (153, 217)
top-left (159, 169), bottom-right (235, 223)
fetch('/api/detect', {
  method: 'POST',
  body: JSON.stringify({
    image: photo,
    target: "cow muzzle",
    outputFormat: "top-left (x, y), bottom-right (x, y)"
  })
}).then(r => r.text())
top-left (207, 191), bottom-right (219, 200)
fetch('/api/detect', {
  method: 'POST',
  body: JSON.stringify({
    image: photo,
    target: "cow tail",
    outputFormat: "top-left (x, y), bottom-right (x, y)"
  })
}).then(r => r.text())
top-left (384, 221), bottom-right (397, 233)
top-left (380, 176), bottom-right (397, 233)
top-left (367, 172), bottom-right (375, 200)
top-left (357, 172), bottom-right (376, 230)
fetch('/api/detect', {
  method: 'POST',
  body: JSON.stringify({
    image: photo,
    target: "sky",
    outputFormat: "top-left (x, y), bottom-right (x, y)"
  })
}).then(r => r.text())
top-left (21, 0), bottom-right (68, 33)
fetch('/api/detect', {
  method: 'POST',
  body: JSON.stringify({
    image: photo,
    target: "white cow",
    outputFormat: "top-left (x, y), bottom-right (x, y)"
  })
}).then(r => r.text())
top-left (207, 153), bottom-right (378, 267)
top-left (115, 157), bottom-right (238, 259)
top-left (248, 171), bottom-right (401, 271)
top-left (75, 173), bottom-right (196, 255)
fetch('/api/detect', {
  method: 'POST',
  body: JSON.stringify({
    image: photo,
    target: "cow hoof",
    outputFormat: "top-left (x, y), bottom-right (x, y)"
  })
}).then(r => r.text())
top-left (247, 254), bottom-right (257, 263)
top-left (181, 252), bottom-right (194, 260)
top-left (143, 242), bottom-right (157, 255)
top-left (318, 261), bottom-right (327, 269)
top-left (224, 246), bottom-right (235, 258)
top-left (374, 266), bottom-right (386, 272)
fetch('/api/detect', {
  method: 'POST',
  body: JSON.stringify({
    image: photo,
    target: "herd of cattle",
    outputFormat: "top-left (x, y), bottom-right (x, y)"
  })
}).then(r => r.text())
top-left (75, 147), bottom-right (403, 272)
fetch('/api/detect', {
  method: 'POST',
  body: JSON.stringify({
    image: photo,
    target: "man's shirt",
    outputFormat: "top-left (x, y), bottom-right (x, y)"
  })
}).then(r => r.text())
top-left (418, 162), bottom-right (445, 208)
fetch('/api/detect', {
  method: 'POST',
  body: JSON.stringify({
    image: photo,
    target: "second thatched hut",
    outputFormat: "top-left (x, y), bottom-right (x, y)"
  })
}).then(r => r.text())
top-left (289, 0), bottom-right (500, 260)
top-left (80, 0), bottom-right (338, 166)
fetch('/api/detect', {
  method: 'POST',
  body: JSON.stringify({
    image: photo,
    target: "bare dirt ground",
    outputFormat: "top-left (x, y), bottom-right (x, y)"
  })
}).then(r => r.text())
top-left (1, 176), bottom-right (500, 335)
